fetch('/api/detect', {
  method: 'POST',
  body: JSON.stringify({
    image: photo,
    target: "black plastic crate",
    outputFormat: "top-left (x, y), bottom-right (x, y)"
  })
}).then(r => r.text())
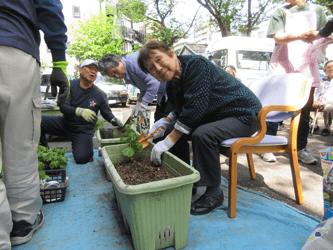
top-left (40, 169), bottom-right (68, 204)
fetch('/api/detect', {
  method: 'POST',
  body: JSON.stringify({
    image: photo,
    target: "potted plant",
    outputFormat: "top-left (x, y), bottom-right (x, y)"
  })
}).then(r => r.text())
top-left (37, 144), bottom-right (68, 170)
top-left (101, 124), bottom-right (200, 250)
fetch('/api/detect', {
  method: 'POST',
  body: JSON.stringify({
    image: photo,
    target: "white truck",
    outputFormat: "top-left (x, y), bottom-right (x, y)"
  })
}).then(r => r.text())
top-left (206, 36), bottom-right (275, 86)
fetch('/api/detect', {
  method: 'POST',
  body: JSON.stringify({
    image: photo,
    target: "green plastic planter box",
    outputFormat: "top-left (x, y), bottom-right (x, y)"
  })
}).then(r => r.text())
top-left (97, 128), bottom-right (134, 182)
top-left (41, 107), bottom-right (62, 116)
top-left (101, 144), bottom-right (200, 250)
top-left (96, 128), bottom-right (128, 148)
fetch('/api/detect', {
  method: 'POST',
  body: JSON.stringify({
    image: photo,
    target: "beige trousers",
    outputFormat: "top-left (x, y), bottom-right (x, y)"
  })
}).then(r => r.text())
top-left (0, 46), bottom-right (42, 250)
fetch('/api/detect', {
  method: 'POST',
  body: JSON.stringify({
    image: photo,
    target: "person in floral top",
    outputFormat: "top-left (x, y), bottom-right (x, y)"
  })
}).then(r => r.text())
top-left (313, 60), bottom-right (333, 136)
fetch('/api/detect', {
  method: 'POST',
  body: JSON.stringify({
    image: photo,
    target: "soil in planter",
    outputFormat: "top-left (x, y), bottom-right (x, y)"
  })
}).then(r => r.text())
top-left (114, 156), bottom-right (176, 185)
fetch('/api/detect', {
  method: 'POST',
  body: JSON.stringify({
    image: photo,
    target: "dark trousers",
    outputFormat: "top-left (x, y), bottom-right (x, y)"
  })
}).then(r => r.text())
top-left (192, 117), bottom-right (258, 187)
top-left (154, 97), bottom-right (190, 165)
top-left (40, 115), bottom-right (94, 164)
top-left (266, 87), bottom-right (315, 151)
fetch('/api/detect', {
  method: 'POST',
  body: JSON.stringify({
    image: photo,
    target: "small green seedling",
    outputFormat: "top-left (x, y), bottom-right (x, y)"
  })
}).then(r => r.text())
top-left (37, 144), bottom-right (68, 181)
top-left (93, 120), bottom-right (106, 132)
top-left (1, 145), bottom-right (68, 181)
top-left (38, 160), bottom-right (49, 181)
top-left (119, 121), bottom-right (143, 158)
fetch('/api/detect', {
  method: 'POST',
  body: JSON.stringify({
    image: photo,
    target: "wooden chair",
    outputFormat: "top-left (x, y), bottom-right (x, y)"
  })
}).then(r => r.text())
top-left (220, 73), bottom-right (312, 218)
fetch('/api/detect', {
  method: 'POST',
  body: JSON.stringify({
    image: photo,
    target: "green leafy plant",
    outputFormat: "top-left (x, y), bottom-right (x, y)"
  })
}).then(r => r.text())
top-left (119, 121), bottom-right (143, 158)
top-left (94, 120), bottom-right (106, 132)
top-left (0, 145), bottom-right (68, 181)
top-left (38, 160), bottom-right (49, 181)
top-left (37, 144), bottom-right (68, 181)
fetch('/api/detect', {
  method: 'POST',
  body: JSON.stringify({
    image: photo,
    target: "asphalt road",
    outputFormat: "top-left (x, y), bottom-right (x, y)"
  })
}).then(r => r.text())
top-left (48, 103), bottom-right (330, 220)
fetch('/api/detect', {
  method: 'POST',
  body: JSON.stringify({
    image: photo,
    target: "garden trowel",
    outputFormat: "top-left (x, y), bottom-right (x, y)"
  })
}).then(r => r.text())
top-left (137, 127), bottom-right (163, 148)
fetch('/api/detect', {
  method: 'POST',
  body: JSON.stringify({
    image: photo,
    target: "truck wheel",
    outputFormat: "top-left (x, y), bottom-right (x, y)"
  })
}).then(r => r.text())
top-left (122, 102), bottom-right (126, 107)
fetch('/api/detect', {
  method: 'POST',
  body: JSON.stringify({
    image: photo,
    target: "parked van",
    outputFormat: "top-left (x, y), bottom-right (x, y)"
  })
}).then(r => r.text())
top-left (127, 84), bottom-right (140, 104)
top-left (206, 36), bottom-right (275, 86)
top-left (94, 73), bottom-right (128, 107)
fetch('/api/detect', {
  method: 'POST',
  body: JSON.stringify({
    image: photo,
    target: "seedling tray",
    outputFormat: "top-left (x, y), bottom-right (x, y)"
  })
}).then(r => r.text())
top-left (40, 169), bottom-right (68, 204)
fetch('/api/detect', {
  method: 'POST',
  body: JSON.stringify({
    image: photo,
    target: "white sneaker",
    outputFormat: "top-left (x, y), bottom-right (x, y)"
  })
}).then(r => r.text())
top-left (258, 153), bottom-right (276, 162)
top-left (297, 149), bottom-right (317, 165)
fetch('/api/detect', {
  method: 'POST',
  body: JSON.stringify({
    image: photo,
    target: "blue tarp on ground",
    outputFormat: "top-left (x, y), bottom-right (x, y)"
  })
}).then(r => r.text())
top-left (14, 151), bottom-right (320, 250)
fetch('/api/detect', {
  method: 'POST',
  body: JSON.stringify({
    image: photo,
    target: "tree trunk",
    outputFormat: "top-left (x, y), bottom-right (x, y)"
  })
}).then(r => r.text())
top-left (246, 0), bottom-right (252, 37)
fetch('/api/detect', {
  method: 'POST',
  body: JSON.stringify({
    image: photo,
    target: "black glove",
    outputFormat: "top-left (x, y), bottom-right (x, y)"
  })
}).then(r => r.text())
top-left (50, 61), bottom-right (70, 107)
top-left (319, 18), bottom-right (333, 38)
top-left (111, 118), bottom-right (123, 127)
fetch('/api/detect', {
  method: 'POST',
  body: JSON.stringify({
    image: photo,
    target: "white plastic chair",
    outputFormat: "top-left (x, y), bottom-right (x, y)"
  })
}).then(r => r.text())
top-left (220, 73), bottom-right (312, 218)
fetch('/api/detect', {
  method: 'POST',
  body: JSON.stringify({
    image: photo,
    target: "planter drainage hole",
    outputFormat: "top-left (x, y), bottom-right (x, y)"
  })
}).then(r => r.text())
top-left (159, 226), bottom-right (174, 245)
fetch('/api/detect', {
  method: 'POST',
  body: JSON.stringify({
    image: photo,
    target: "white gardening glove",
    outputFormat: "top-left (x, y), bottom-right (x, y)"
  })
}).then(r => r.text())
top-left (131, 100), bottom-right (148, 119)
top-left (147, 118), bottom-right (170, 142)
top-left (150, 135), bottom-right (175, 165)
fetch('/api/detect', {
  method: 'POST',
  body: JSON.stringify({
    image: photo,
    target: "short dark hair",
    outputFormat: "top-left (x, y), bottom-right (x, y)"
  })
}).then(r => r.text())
top-left (224, 65), bottom-right (236, 73)
top-left (324, 60), bottom-right (333, 71)
top-left (138, 41), bottom-right (171, 73)
top-left (98, 54), bottom-right (121, 76)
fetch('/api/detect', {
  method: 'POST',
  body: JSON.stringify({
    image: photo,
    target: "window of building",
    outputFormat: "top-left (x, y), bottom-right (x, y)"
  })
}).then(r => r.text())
top-left (73, 6), bottom-right (80, 18)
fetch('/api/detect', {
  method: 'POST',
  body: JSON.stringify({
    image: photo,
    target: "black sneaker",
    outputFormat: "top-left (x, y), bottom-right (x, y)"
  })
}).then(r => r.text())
top-left (10, 210), bottom-right (45, 246)
top-left (321, 128), bottom-right (331, 136)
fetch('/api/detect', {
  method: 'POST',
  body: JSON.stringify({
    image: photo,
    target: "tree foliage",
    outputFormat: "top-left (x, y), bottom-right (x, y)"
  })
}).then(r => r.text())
top-left (117, 0), bottom-right (147, 21)
top-left (239, 0), bottom-right (280, 36)
top-left (142, 0), bottom-right (200, 47)
top-left (197, 0), bottom-right (280, 37)
top-left (67, 10), bottom-right (124, 61)
top-left (197, 0), bottom-right (244, 37)
top-left (311, 0), bottom-right (333, 14)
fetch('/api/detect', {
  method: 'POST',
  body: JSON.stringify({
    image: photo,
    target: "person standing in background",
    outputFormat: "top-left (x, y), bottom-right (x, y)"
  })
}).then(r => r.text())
top-left (259, 0), bottom-right (326, 164)
top-left (0, 0), bottom-right (70, 248)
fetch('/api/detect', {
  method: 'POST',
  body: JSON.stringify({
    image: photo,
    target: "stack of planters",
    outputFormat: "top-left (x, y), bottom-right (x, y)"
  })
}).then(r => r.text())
top-left (101, 122), bottom-right (200, 250)
top-left (37, 144), bottom-right (69, 204)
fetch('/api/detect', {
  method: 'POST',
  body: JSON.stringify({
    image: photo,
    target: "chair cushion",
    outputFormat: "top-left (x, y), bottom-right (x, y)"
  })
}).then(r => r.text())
top-left (220, 135), bottom-right (288, 147)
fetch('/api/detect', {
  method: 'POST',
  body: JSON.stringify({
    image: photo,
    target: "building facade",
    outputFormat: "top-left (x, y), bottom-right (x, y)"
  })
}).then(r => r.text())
top-left (39, 0), bottom-right (146, 77)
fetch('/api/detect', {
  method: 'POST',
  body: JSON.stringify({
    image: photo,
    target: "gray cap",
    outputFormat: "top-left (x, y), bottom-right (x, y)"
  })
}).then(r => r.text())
top-left (80, 59), bottom-right (99, 68)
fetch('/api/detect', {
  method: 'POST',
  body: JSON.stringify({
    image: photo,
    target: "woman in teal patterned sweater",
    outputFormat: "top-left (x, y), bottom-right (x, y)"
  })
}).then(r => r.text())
top-left (138, 41), bottom-right (262, 215)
